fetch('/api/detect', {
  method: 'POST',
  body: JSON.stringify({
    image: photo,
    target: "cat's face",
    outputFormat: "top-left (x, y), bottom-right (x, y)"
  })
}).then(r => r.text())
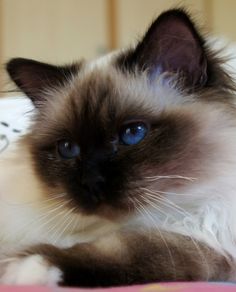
top-left (6, 9), bottom-right (236, 221)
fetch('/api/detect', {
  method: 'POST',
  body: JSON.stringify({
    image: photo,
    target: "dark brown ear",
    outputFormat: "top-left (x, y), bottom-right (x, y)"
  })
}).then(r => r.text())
top-left (118, 9), bottom-right (208, 89)
top-left (6, 58), bottom-right (80, 106)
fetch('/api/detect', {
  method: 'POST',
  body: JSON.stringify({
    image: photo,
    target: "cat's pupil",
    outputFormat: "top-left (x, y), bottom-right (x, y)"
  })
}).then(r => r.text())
top-left (127, 126), bottom-right (141, 135)
top-left (57, 140), bottom-right (80, 159)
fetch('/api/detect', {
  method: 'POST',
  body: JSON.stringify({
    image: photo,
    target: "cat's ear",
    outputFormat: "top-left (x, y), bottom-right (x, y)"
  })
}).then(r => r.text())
top-left (6, 58), bottom-right (80, 105)
top-left (118, 9), bottom-right (208, 89)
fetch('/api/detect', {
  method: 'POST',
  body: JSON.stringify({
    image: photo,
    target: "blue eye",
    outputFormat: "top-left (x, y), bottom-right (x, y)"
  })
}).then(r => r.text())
top-left (57, 140), bottom-right (80, 159)
top-left (120, 122), bottom-right (148, 145)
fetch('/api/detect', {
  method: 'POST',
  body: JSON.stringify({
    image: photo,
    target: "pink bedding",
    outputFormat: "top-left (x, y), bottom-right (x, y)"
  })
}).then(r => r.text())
top-left (0, 283), bottom-right (236, 292)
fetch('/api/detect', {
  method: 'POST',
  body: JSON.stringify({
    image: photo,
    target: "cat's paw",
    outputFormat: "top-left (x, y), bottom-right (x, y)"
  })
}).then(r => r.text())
top-left (0, 255), bottom-right (62, 285)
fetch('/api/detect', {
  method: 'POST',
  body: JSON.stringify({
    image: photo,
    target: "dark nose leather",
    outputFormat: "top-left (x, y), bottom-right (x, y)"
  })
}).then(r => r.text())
top-left (79, 174), bottom-right (106, 204)
top-left (78, 144), bottom-right (114, 196)
top-left (80, 172), bottom-right (105, 188)
top-left (79, 160), bottom-right (106, 197)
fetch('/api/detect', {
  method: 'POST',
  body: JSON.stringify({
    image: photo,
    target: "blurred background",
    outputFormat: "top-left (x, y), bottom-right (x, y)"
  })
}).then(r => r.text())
top-left (0, 0), bottom-right (235, 89)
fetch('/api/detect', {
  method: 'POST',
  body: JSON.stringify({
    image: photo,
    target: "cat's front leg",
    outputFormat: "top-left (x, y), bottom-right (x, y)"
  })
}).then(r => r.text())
top-left (0, 231), bottom-right (234, 287)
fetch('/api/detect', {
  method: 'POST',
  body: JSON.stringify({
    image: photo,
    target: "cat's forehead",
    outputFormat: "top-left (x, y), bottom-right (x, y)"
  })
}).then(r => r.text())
top-left (40, 53), bottom-right (192, 138)
top-left (67, 55), bottom-right (187, 118)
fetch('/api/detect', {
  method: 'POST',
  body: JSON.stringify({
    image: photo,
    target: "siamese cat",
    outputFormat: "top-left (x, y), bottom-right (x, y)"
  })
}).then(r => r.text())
top-left (0, 8), bottom-right (236, 287)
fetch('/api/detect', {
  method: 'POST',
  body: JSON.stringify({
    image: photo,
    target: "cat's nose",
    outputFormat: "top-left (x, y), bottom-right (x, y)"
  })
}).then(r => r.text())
top-left (79, 173), bottom-right (106, 203)
top-left (79, 162), bottom-right (106, 196)
top-left (80, 172), bottom-right (105, 188)
top-left (78, 151), bottom-right (108, 196)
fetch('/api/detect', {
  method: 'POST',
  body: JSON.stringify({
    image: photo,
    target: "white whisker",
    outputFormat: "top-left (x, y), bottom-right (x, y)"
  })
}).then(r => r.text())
top-left (51, 207), bottom-right (77, 244)
top-left (144, 175), bottom-right (197, 182)
top-left (70, 214), bottom-right (80, 235)
top-left (43, 208), bottom-right (71, 239)
top-left (137, 191), bottom-right (210, 279)
top-left (0, 192), bottom-right (67, 207)
top-left (142, 187), bottom-right (198, 197)
top-left (140, 188), bottom-right (193, 218)
top-left (1, 199), bottom-right (69, 243)
top-left (135, 198), bottom-right (177, 279)
top-left (32, 201), bottom-right (70, 232)
top-left (139, 194), bottom-right (171, 217)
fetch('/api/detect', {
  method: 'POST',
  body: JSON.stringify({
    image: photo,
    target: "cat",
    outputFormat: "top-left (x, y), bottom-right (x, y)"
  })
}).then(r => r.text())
top-left (0, 8), bottom-right (236, 287)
